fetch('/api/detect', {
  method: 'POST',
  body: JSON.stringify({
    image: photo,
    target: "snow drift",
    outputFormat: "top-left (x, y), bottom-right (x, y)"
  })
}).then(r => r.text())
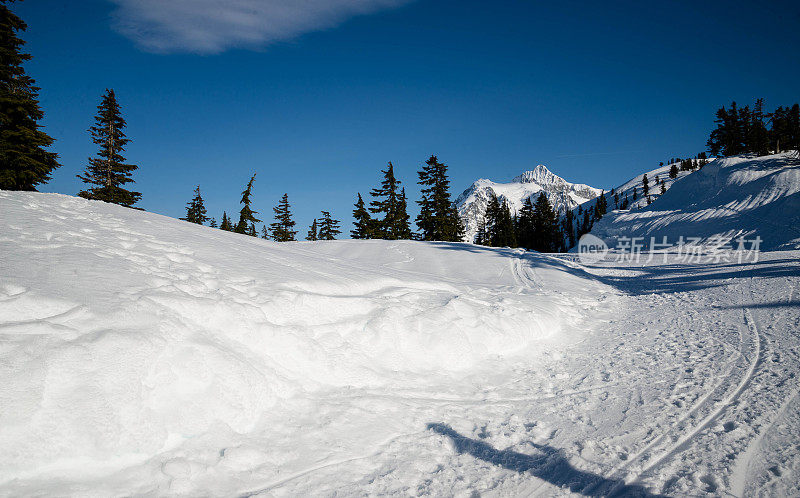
top-left (0, 190), bottom-right (608, 494)
top-left (589, 152), bottom-right (800, 250)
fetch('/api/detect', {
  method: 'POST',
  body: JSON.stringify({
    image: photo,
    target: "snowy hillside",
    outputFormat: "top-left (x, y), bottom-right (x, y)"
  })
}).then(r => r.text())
top-left (0, 190), bottom-right (608, 495)
top-left (456, 165), bottom-right (601, 242)
top-left (2, 189), bottom-right (800, 496)
top-left (589, 152), bottom-right (800, 250)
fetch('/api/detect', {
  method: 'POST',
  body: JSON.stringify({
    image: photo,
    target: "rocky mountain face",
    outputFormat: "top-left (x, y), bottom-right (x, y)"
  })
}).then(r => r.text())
top-left (455, 164), bottom-right (602, 242)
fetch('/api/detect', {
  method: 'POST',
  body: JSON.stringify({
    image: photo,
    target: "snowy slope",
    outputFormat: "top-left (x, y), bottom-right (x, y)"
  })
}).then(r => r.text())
top-left (0, 190), bottom-right (609, 495)
top-left (456, 165), bottom-right (601, 242)
top-left (2, 189), bottom-right (800, 497)
top-left (588, 152), bottom-right (800, 250)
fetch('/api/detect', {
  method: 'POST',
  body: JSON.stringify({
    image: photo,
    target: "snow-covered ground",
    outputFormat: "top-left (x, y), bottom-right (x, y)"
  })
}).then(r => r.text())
top-left (590, 152), bottom-right (800, 251)
top-left (2, 190), bottom-right (799, 496)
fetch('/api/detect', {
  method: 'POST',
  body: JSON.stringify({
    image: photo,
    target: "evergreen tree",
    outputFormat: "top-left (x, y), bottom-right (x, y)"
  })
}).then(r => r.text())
top-left (531, 192), bottom-right (559, 252)
top-left (369, 162), bottom-right (402, 239)
top-left (77, 89), bottom-right (141, 207)
top-left (270, 193), bottom-right (297, 242)
top-left (669, 163), bottom-right (679, 179)
top-left (660, 182), bottom-right (666, 195)
top-left (516, 197), bottom-right (535, 249)
top-left (621, 195), bottom-right (629, 210)
top-left (220, 211), bottom-right (232, 231)
top-left (351, 192), bottom-right (372, 239)
top-left (318, 211), bottom-right (341, 240)
top-left (0, 0), bottom-right (60, 191)
top-left (181, 185), bottom-right (209, 225)
top-left (396, 188), bottom-right (413, 239)
top-left (642, 174), bottom-right (649, 196)
top-left (209, 217), bottom-right (217, 228)
top-left (416, 155), bottom-right (463, 241)
top-left (613, 191), bottom-right (619, 209)
top-left (632, 187), bottom-right (638, 202)
top-left (563, 210), bottom-right (576, 248)
top-left (475, 216), bottom-right (489, 245)
top-left (306, 218), bottom-right (318, 241)
top-left (261, 224), bottom-right (269, 239)
top-left (595, 190), bottom-right (607, 219)
top-left (234, 173), bottom-right (260, 234)
top-left (248, 222), bottom-right (257, 237)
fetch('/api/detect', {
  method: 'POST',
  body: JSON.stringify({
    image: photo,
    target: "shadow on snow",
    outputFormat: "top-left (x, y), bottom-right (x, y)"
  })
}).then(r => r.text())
top-left (427, 423), bottom-right (665, 497)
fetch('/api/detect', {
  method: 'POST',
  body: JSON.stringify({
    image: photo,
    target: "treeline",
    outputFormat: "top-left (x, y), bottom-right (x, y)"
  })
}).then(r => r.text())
top-left (707, 99), bottom-right (800, 157)
top-left (472, 190), bottom-right (609, 252)
top-left (181, 154), bottom-right (464, 243)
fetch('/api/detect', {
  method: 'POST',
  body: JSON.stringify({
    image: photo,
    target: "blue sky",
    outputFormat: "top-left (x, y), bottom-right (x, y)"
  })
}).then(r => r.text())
top-left (15, 0), bottom-right (800, 235)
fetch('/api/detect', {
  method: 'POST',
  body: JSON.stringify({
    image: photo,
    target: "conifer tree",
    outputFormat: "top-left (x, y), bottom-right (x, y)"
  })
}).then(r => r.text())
top-left (416, 155), bottom-right (463, 241)
top-left (0, 0), bottom-right (60, 191)
top-left (234, 173), bottom-right (260, 234)
top-left (270, 193), bottom-right (297, 242)
top-left (532, 192), bottom-right (559, 252)
top-left (396, 187), bottom-right (413, 239)
top-left (516, 197), bottom-right (535, 249)
top-left (306, 218), bottom-right (318, 241)
top-left (369, 162), bottom-right (402, 239)
top-left (351, 193), bottom-right (372, 239)
top-left (318, 211), bottom-right (341, 240)
top-left (248, 222), bottom-right (257, 237)
top-left (632, 187), bottom-right (638, 202)
top-left (475, 216), bottom-right (489, 246)
top-left (77, 89), bottom-right (141, 207)
top-left (220, 211), bottom-right (232, 231)
top-left (181, 185), bottom-right (209, 224)
top-left (209, 217), bottom-right (217, 228)
top-left (669, 163), bottom-right (679, 179)
top-left (562, 210), bottom-right (576, 248)
top-left (642, 174), bottom-right (649, 196)
top-left (660, 182), bottom-right (666, 195)
top-left (261, 225), bottom-right (269, 239)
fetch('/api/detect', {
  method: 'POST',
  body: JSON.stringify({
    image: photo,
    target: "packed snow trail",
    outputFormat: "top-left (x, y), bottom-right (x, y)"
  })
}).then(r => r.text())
top-left (1, 191), bottom-right (800, 496)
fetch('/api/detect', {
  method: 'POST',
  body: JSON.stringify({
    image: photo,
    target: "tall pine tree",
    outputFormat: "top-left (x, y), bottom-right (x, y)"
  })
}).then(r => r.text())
top-left (416, 155), bottom-right (463, 241)
top-left (396, 187), bottom-right (412, 240)
top-left (369, 162), bottom-right (402, 239)
top-left (531, 193), bottom-right (560, 252)
top-left (181, 185), bottom-right (209, 224)
top-left (351, 192), bottom-right (372, 239)
top-left (234, 173), bottom-right (260, 234)
top-left (77, 89), bottom-right (141, 207)
top-left (270, 193), bottom-right (297, 242)
top-left (0, 0), bottom-right (60, 191)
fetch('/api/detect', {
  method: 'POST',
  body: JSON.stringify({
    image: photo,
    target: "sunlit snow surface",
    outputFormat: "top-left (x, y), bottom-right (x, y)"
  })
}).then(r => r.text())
top-left (1, 184), bottom-right (799, 496)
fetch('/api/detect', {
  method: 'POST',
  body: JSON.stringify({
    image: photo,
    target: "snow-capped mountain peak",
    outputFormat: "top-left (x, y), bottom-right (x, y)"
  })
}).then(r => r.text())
top-left (511, 164), bottom-right (561, 185)
top-left (456, 164), bottom-right (602, 242)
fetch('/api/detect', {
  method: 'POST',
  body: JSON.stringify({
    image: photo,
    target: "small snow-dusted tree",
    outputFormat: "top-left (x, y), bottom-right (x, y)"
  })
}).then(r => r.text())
top-left (318, 211), bottom-right (341, 240)
top-left (660, 182), bottom-right (666, 195)
top-left (181, 185), bottom-right (209, 225)
top-left (77, 89), bottom-right (141, 207)
top-left (270, 193), bottom-right (297, 242)
top-left (220, 211), bottom-right (233, 231)
top-left (642, 174), bottom-right (649, 196)
top-left (306, 218), bottom-right (318, 241)
top-left (0, 0), bottom-right (60, 191)
top-left (234, 174), bottom-right (261, 234)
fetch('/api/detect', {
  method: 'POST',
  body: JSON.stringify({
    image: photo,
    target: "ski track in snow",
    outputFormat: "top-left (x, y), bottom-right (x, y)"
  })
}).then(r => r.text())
top-left (1, 191), bottom-right (800, 496)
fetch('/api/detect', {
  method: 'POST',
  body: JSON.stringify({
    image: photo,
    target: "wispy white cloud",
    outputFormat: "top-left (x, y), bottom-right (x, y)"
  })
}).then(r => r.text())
top-left (109, 0), bottom-right (412, 54)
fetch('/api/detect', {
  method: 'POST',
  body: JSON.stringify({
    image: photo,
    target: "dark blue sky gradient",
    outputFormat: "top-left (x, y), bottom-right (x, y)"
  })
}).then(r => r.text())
top-left (15, 0), bottom-right (800, 234)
